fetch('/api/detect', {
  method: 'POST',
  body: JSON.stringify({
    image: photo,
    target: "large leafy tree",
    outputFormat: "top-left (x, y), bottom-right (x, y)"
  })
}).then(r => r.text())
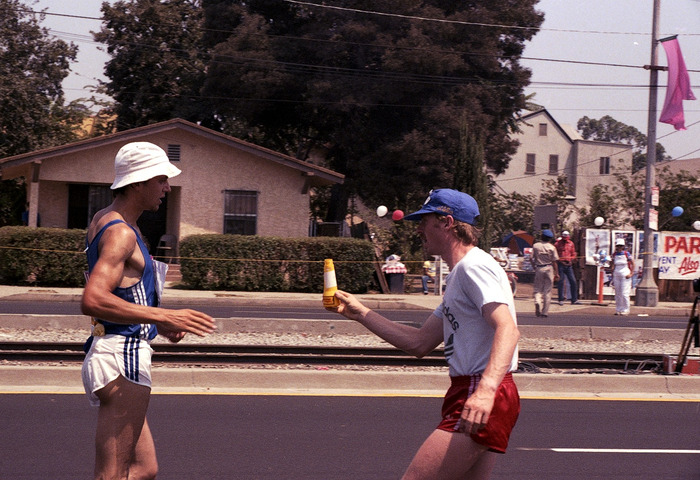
top-left (452, 124), bottom-right (492, 250)
top-left (0, 178), bottom-right (26, 226)
top-left (200, 0), bottom-right (544, 220)
top-left (95, 0), bottom-right (208, 129)
top-left (490, 190), bottom-right (536, 242)
top-left (0, 0), bottom-right (83, 157)
top-left (577, 166), bottom-right (699, 232)
top-left (577, 115), bottom-right (671, 173)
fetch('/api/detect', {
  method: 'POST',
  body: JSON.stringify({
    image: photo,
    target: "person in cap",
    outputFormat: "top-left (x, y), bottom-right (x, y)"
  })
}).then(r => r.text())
top-left (531, 230), bottom-right (559, 317)
top-left (612, 237), bottom-right (634, 315)
top-left (554, 230), bottom-right (581, 305)
top-left (328, 188), bottom-right (520, 479)
top-left (81, 142), bottom-right (216, 479)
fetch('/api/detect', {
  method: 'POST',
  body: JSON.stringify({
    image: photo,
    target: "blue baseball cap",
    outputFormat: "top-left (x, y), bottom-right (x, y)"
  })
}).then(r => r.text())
top-left (403, 189), bottom-right (480, 225)
top-left (542, 229), bottom-right (554, 238)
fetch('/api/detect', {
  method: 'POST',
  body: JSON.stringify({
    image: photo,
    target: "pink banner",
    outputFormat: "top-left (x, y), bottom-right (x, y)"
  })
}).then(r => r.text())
top-left (659, 37), bottom-right (696, 131)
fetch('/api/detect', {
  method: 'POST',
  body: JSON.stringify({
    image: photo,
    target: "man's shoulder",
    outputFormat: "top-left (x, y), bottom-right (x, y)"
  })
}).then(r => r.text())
top-left (90, 216), bottom-right (136, 244)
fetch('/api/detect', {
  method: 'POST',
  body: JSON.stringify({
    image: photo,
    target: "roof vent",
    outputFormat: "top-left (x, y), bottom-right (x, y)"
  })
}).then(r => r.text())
top-left (167, 144), bottom-right (181, 162)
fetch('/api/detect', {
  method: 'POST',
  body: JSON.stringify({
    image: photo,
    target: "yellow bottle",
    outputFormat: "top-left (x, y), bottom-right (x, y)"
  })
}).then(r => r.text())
top-left (322, 258), bottom-right (340, 308)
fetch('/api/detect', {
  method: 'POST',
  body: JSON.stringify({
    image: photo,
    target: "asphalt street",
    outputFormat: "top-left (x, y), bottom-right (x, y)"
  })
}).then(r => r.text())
top-left (1, 394), bottom-right (698, 479)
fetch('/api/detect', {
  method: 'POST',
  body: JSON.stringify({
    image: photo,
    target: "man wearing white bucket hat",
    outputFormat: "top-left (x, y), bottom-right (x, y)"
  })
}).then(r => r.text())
top-left (81, 142), bottom-right (216, 479)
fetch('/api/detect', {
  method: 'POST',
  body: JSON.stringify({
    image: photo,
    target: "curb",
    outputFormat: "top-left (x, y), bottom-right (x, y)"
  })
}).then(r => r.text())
top-left (0, 286), bottom-right (693, 316)
top-left (1, 365), bottom-right (698, 400)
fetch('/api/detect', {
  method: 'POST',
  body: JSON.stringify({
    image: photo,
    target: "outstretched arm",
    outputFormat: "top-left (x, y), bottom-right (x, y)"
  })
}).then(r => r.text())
top-left (332, 290), bottom-right (443, 357)
top-left (82, 224), bottom-right (215, 337)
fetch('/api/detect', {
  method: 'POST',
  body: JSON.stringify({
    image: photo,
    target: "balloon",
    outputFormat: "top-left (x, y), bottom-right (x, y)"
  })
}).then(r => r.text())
top-left (392, 210), bottom-right (404, 221)
top-left (671, 206), bottom-right (684, 217)
top-left (594, 217), bottom-right (604, 227)
top-left (693, 220), bottom-right (700, 231)
top-left (376, 205), bottom-right (388, 217)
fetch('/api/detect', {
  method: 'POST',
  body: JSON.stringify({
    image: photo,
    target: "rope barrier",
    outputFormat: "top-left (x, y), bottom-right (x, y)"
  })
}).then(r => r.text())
top-left (0, 245), bottom-right (398, 264)
top-left (1, 244), bottom-right (656, 263)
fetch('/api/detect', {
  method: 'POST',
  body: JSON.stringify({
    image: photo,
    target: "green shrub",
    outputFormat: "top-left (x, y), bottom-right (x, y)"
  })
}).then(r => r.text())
top-left (0, 227), bottom-right (376, 293)
top-left (179, 234), bottom-right (375, 293)
top-left (0, 227), bottom-right (87, 286)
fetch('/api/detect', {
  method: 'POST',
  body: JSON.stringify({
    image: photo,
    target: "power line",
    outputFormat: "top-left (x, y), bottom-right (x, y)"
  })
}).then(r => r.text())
top-left (18, 5), bottom-right (700, 159)
top-left (19, 2), bottom-right (700, 38)
top-left (283, 0), bottom-right (700, 37)
top-left (25, 6), bottom-right (700, 74)
top-left (44, 27), bottom-right (698, 91)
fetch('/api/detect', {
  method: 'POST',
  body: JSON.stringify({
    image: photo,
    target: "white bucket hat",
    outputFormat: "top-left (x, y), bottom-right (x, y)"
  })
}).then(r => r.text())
top-left (110, 142), bottom-right (181, 190)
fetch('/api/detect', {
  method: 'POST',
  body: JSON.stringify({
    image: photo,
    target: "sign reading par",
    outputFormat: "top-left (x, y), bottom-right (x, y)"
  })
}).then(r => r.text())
top-left (658, 232), bottom-right (700, 279)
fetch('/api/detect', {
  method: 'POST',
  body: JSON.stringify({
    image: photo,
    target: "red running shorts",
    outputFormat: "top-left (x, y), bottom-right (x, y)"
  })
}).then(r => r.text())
top-left (436, 372), bottom-right (520, 453)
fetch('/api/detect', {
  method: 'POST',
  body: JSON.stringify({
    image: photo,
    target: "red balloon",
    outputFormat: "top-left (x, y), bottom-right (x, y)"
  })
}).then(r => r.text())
top-left (392, 210), bottom-right (404, 221)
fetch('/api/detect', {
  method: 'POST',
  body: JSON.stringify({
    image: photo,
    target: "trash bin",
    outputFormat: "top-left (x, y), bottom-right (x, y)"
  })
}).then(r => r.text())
top-left (385, 273), bottom-right (405, 294)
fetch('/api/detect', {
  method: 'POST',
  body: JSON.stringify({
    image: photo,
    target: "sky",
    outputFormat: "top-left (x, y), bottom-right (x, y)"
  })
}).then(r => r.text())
top-left (33, 0), bottom-right (700, 161)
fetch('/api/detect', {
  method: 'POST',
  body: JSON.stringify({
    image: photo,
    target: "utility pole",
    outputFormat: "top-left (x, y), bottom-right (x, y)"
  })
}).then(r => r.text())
top-left (636, 0), bottom-right (661, 306)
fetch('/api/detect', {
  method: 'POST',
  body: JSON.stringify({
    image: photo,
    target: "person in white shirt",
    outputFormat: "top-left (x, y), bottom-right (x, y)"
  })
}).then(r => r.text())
top-left (328, 188), bottom-right (520, 480)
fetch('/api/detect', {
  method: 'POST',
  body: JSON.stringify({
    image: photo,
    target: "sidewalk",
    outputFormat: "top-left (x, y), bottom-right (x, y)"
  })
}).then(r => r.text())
top-left (0, 282), bottom-right (693, 317)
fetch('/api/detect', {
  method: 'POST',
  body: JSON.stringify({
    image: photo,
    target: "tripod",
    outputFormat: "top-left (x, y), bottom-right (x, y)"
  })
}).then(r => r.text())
top-left (675, 294), bottom-right (700, 374)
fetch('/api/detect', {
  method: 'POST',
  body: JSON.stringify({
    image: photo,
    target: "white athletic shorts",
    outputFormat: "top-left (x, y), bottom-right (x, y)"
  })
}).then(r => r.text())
top-left (82, 334), bottom-right (153, 407)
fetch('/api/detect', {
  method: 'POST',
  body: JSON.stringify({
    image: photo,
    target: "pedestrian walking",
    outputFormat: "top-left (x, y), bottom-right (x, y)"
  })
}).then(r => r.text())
top-left (328, 188), bottom-right (520, 480)
top-left (531, 230), bottom-right (559, 317)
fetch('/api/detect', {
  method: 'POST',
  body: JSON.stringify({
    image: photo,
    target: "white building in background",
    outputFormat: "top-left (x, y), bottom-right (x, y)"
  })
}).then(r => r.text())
top-left (492, 109), bottom-right (634, 225)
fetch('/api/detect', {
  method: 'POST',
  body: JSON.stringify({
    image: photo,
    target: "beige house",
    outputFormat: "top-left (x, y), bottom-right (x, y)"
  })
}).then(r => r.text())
top-left (0, 118), bottom-right (344, 253)
top-left (493, 109), bottom-right (634, 216)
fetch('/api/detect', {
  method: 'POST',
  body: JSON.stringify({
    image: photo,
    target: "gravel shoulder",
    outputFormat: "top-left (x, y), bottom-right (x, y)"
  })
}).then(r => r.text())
top-left (0, 326), bottom-right (688, 355)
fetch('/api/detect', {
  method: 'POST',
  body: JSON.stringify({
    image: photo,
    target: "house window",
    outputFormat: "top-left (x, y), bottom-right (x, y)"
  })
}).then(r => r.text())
top-left (167, 144), bottom-right (181, 162)
top-left (224, 190), bottom-right (257, 235)
top-left (525, 154), bottom-right (536, 174)
top-left (599, 156), bottom-right (610, 175)
top-left (549, 155), bottom-right (559, 174)
top-left (539, 123), bottom-right (547, 136)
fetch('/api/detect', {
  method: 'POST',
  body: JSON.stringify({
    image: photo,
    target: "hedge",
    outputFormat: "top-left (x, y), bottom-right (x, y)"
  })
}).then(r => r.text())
top-left (0, 227), bottom-right (88, 286)
top-left (0, 227), bottom-right (376, 293)
top-left (179, 234), bottom-right (375, 293)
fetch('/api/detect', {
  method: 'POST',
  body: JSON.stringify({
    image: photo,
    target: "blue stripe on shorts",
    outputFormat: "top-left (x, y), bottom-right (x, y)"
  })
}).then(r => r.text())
top-left (123, 336), bottom-right (140, 382)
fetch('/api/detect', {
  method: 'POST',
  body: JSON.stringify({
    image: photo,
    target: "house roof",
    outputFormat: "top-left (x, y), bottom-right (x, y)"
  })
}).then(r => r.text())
top-left (518, 108), bottom-right (634, 150)
top-left (655, 157), bottom-right (699, 176)
top-left (0, 118), bottom-right (344, 187)
top-left (518, 108), bottom-right (577, 144)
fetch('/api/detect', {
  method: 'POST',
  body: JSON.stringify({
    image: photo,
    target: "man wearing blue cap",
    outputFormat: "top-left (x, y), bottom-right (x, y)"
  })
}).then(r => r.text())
top-left (329, 189), bottom-right (520, 479)
top-left (531, 229), bottom-right (559, 317)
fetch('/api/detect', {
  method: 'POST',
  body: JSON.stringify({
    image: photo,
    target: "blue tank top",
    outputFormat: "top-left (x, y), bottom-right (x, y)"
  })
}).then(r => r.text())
top-left (85, 219), bottom-right (158, 340)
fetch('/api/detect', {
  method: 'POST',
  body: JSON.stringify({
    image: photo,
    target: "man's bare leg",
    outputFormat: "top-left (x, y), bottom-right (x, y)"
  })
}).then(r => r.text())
top-left (94, 376), bottom-right (156, 479)
top-left (128, 418), bottom-right (158, 480)
top-left (402, 429), bottom-right (497, 480)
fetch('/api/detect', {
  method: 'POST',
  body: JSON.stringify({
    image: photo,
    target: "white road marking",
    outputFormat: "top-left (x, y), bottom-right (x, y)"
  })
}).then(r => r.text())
top-left (518, 447), bottom-right (700, 454)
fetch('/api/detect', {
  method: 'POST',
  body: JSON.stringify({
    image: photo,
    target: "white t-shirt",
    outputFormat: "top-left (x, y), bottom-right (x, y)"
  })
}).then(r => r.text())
top-left (432, 247), bottom-right (519, 376)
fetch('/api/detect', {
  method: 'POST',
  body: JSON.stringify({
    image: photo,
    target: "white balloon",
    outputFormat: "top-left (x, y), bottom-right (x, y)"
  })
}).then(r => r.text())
top-left (376, 205), bottom-right (388, 217)
top-left (693, 220), bottom-right (700, 231)
top-left (594, 216), bottom-right (604, 227)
